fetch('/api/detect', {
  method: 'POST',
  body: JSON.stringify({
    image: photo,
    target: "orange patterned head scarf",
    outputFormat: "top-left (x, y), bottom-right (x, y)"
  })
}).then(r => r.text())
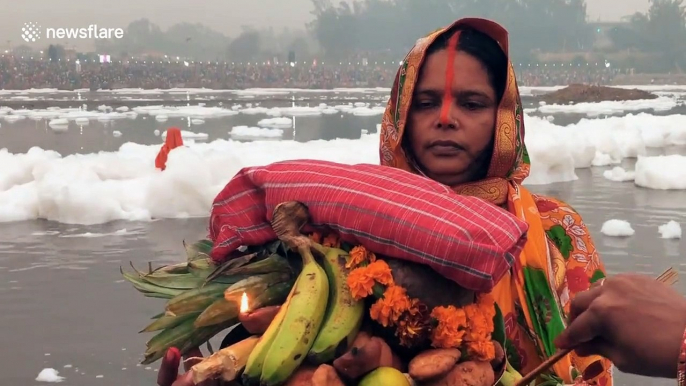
top-left (379, 18), bottom-right (529, 205)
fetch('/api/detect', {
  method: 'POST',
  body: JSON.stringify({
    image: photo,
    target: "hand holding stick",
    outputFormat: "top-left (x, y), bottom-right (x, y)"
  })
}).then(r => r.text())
top-left (515, 268), bottom-right (679, 386)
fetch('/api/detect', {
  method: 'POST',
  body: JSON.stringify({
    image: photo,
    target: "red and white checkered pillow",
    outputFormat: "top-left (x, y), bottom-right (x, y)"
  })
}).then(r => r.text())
top-left (209, 159), bottom-right (528, 292)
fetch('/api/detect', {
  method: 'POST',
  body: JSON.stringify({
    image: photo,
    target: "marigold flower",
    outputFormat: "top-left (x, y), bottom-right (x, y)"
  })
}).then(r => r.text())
top-left (467, 340), bottom-right (496, 361)
top-left (346, 246), bottom-right (368, 269)
top-left (396, 299), bottom-right (431, 347)
top-left (430, 306), bottom-right (467, 348)
top-left (347, 267), bottom-right (376, 300)
top-left (370, 285), bottom-right (411, 327)
top-left (365, 260), bottom-right (394, 286)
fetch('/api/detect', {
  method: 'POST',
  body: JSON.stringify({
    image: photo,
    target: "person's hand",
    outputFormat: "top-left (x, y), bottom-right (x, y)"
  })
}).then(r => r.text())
top-left (238, 306), bottom-right (280, 334)
top-left (157, 347), bottom-right (221, 386)
top-left (157, 306), bottom-right (280, 386)
top-left (554, 274), bottom-right (686, 378)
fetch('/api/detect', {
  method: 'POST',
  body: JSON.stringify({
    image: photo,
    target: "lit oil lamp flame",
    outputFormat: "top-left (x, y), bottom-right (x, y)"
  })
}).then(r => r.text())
top-left (240, 292), bottom-right (249, 314)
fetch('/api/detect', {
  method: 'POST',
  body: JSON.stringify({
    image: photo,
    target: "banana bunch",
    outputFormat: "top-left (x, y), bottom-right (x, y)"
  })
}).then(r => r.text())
top-left (243, 245), bottom-right (364, 386)
top-left (122, 239), bottom-right (295, 364)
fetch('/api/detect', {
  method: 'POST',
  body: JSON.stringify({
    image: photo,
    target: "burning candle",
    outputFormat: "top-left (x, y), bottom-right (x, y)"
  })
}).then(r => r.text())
top-left (240, 292), bottom-right (249, 314)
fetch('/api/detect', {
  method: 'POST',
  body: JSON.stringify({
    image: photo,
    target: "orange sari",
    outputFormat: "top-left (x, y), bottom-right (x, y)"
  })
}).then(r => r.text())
top-left (379, 18), bottom-right (612, 386)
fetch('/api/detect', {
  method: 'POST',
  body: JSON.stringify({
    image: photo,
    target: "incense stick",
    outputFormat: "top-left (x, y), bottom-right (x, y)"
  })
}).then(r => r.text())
top-left (514, 267), bottom-right (678, 386)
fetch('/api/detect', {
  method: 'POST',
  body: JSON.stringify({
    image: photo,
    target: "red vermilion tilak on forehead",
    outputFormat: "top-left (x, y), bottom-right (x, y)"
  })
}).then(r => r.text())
top-left (439, 31), bottom-right (461, 125)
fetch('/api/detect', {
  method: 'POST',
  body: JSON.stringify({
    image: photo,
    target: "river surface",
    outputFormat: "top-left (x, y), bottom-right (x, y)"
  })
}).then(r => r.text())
top-left (0, 90), bottom-right (684, 386)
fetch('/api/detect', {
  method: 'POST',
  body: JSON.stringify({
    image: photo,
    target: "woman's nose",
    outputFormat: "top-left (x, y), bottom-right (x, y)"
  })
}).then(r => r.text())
top-left (436, 113), bottom-right (458, 130)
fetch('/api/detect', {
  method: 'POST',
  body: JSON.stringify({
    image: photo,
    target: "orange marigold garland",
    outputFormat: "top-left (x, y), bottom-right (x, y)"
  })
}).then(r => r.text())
top-left (369, 285), bottom-right (412, 327)
top-left (345, 245), bottom-right (497, 362)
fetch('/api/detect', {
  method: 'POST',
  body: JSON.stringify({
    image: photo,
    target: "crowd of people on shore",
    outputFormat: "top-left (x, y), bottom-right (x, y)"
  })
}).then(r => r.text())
top-left (516, 66), bottom-right (620, 87)
top-left (0, 56), bottom-right (619, 90)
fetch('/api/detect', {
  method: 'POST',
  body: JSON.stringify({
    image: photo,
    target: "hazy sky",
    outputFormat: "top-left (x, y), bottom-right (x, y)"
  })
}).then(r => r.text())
top-left (1, 0), bottom-right (650, 51)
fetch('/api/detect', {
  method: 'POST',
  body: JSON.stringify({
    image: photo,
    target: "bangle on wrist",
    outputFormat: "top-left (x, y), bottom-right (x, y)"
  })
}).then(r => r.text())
top-left (677, 326), bottom-right (686, 385)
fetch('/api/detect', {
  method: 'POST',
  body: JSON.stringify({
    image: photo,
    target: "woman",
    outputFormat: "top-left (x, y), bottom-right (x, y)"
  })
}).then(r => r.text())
top-left (376, 17), bottom-right (612, 385)
top-left (155, 127), bottom-right (184, 171)
top-left (160, 18), bottom-right (611, 385)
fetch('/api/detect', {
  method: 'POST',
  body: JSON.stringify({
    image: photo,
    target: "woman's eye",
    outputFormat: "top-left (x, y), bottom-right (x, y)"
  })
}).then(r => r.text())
top-left (463, 101), bottom-right (484, 110)
top-left (415, 100), bottom-right (436, 109)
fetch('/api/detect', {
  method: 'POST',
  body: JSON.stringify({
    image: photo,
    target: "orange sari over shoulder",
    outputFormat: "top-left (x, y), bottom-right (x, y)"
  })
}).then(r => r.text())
top-left (379, 18), bottom-right (612, 386)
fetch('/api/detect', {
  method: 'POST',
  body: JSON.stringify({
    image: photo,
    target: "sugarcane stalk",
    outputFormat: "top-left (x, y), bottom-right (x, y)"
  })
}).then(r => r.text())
top-left (191, 336), bottom-right (260, 384)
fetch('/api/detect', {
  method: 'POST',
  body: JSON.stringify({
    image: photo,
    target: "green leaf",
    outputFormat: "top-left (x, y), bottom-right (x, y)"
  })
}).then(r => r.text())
top-left (492, 303), bottom-right (506, 347)
top-left (504, 339), bottom-right (521, 370)
top-left (571, 367), bottom-right (581, 381)
top-left (545, 225), bottom-right (573, 259)
top-left (590, 269), bottom-right (606, 283)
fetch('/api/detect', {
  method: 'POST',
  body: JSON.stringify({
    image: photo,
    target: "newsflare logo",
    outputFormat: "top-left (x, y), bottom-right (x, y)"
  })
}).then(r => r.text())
top-left (21, 22), bottom-right (41, 43)
top-left (21, 22), bottom-right (124, 43)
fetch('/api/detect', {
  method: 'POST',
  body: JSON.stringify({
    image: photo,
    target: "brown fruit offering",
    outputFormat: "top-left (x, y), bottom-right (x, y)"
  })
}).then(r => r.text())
top-left (333, 332), bottom-right (383, 380)
top-left (421, 361), bottom-right (495, 386)
top-left (283, 365), bottom-right (317, 386)
top-left (311, 364), bottom-right (346, 386)
top-left (408, 348), bottom-right (461, 382)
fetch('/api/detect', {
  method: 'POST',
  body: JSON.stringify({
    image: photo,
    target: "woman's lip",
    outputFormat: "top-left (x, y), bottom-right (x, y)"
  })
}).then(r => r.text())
top-left (429, 145), bottom-right (462, 155)
top-left (429, 141), bottom-right (461, 148)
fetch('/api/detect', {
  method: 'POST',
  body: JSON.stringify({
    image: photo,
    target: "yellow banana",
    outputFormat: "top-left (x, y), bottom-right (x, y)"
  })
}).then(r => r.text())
top-left (242, 281), bottom-right (297, 385)
top-left (259, 245), bottom-right (330, 386)
top-left (307, 247), bottom-right (364, 364)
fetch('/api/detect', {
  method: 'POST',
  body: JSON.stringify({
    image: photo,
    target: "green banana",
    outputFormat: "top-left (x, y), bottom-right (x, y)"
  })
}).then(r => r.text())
top-left (122, 271), bottom-right (185, 298)
top-left (152, 262), bottom-right (191, 275)
top-left (194, 298), bottom-right (239, 328)
top-left (144, 318), bottom-right (197, 361)
top-left (141, 312), bottom-right (199, 332)
top-left (307, 247), bottom-right (364, 364)
top-left (139, 272), bottom-right (206, 289)
top-left (188, 258), bottom-right (212, 275)
top-left (142, 319), bottom-right (234, 365)
top-left (259, 245), bottom-right (330, 386)
top-left (225, 253), bottom-right (292, 276)
top-left (165, 283), bottom-right (228, 316)
top-left (194, 273), bottom-right (294, 327)
top-left (252, 281), bottom-right (294, 308)
top-left (184, 239), bottom-right (213, 261)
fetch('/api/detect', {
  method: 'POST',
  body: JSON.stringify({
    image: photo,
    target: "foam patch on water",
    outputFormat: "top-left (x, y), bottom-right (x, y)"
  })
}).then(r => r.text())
top-left (635, 155), bottom-right (686, 190)
top-left (601, 219), bottom-right (635, 237)
top-left (658, 221), bottom-right (682, 239)
top-left (229, 126), bottom-right (283, 140)
top-left (36, 368), bottom-right (65, 383)
top-left (1, 111), bottom-right (686, 225)
top-left (603, 166), bottom-right (635, 182)
top-left (257, 117), bottom-right (292, 129)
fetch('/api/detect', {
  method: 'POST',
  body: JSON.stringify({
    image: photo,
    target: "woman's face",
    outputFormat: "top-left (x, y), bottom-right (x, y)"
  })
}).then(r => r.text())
top-left (407, 48), bottom-right (498, 186)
